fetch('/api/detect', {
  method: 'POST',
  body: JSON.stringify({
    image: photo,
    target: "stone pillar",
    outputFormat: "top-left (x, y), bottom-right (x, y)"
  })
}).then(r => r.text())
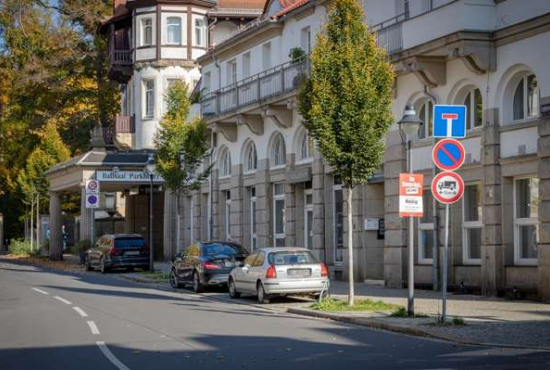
top-left (383, 129), bottom-right (407, 288)
top-left (481, 108), bottom-right (503, 296)
top-left (538, 97), bottom-right (550, 302)
top-left (79, 186), bottom-right (92, 242)
top-left (285, 183), bottom-right (297, 246)
top-left (211, 170), bottom-right (220, 240)
top-left (163, 190), bottom-right (176, 261)
top-left (49, 191), bottom-right (63, 260)
top-left (256, 159), bottom-right (271, 247)
top-left (230, 165), bottom-right (244, 245)
top-left (191, 192), bottom-right (201, 243)
top-left (124, 194), bottom-right (134, 233)
top-left (312, 154), bottom-right (326, 262)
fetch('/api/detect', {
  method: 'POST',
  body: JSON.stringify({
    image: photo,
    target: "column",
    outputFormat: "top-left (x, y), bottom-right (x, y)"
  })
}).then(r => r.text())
top-left (255, 159), bottom-right (271, 247)
top-left (124, 194), bottom-right (134, 234)
top-left (481, 108), bottom-right (504, 296)
top-left (211, 170), bottom-right (220, 240)
top-left (538, 97), bottom-right (550, 302)
top-left (49, 191), bottom-right (63, 260)
top-left (383, 129), bottom-right (407, 288)
top-left (163, 190), bottom-right (176, 261)
top-left (79, 186), bottom-right (92, 242)
top-left (230, 165), bottom-right (244, 245)
top-left (312, 154), bottom-right (326, 262)
top-left (284, 154), bottom-right (297, 247)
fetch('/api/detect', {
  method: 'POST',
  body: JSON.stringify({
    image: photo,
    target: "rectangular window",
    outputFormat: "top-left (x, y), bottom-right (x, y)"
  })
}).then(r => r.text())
top-left (242, 52), bottom-right (251, 78)
top-left (225, 190), bottom-right (231, 241)
top-left (164, 78), bottom-right (181, 113)
top-left (141, 18), bottom-right (153, 46)
top-left (300, 26), bottom-right (311, 54)
top-left (227, 59), bottom-right (237, 85)
top-left (262, 42), bottom-right (271, 70)
top-left (418, 191), bottom-right (434, 264)
top-left (194, 18), bottom-right (206, 47)
top-left (463, 184), bottom-right (482, 263)
top-left (514, 177), bottom-right (539, 264)
top-left (143, 79), bottom-right (155, 119)
top-left (166, 17), bottom-right (181, 45)
top-left (203, 72), bottom-right (211, 94)
top-left (274, 183), bottom-right (285, 247)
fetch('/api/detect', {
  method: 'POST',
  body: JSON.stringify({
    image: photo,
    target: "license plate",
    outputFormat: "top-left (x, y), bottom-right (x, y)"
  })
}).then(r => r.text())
top-left (125, 251), bottom-right (140, 256)
top-left (224, 261), bottom-right (235, 268)
top-left (288, 269), bottom-right (311, 278)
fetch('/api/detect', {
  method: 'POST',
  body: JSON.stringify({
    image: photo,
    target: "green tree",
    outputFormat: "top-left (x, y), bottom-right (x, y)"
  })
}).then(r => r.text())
top-left (154, 81), bottom-right (212, 253)
top-left (298, 0), bottom-right (394, 305)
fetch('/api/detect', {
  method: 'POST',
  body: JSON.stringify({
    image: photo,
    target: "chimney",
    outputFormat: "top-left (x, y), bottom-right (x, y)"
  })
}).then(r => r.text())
top-left (113, 0), bottom-right (128, 16)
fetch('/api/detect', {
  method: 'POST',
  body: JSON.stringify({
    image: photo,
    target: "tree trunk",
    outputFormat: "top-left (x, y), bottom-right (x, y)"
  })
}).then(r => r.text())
top-left (347, 186), bottom-right (354, 306)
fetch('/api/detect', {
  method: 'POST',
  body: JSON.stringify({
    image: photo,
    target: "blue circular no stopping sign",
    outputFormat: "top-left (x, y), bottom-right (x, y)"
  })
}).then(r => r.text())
top-left (432, 138), bottom-right (465, 171)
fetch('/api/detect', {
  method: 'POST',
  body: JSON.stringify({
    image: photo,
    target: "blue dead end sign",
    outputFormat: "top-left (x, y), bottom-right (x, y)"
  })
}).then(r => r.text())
top-left (433, 105), bottom-right (467, 138)
top-left (432, 138), bottom-right (465, 171)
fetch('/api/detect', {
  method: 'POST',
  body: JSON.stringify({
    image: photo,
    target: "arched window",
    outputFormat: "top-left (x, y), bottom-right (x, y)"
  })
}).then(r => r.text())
top-left (513, 74), bottom-right (539, 121)
top-left (272, 134), bottom-right (286, 167)
top-left (299, 131), bottom-right (314, 160)
top-left (463, 88), bottom-right (483, 130)
top-left (219, 147), bottom-right (231, 177)
top-left (245, 141), bottom-right (257, 172)
top-left (416, 99), bottom-right (433, 139)
top-left (166, 17), bottom-right (181, 45)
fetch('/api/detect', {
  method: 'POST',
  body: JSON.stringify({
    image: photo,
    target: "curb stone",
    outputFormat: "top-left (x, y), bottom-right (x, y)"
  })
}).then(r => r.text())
top-left (286, 307), bottom-right (550, 352)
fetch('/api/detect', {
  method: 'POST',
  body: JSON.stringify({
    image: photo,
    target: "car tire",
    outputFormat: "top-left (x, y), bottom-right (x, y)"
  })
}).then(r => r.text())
top-left (257, 282), bottom-right (270, 304)
top-left (192, 271), bottom-right (204, 293)
top-left (84, 256), bottom-right (93, 271)
top-left (228, 278), bottom-right (240, 299)
top-left (100, 257), bottom-right (108, 274)
top-left (170, 269), bottom-right (181, 289)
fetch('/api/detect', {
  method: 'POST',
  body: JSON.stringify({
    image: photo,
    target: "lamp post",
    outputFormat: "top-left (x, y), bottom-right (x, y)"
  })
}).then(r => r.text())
top-left (398, 105), bottom-right (423, 317)
top-left (144, 156), bottom-right (156, 272)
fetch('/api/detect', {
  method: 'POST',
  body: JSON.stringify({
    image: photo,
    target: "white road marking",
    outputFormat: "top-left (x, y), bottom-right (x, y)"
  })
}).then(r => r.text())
top-left (32, 288), bottom-right (49, 295)
top-left (87, 321), bottom-right (100, 335)
top-left (54, 296), bottom-right (72, 305)
top-left (96, 341), bottom-right (131, 370)
top-left (73, 306), bottom-right (88, 318)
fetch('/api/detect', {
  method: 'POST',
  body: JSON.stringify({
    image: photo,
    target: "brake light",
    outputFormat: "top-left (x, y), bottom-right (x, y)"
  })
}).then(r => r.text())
top-left (266, 265), bottom-right (277, 279)
top-left (141, 246), bottom-right (149, 255)
top-left (321, 263), bottom-right (328, 278)
top-left (109, 247), bottom-right (122, 256)
top-left (204, 261), bottom-right (222, 270)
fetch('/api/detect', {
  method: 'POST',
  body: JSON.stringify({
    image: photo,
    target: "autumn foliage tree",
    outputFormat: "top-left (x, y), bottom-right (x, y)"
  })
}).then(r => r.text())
top-left (298, 0), bottom-right (395, 305)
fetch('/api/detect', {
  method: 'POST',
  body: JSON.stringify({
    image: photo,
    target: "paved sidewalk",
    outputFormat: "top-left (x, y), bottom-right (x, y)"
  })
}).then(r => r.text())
top-left (290, 281), bottom-right (550, 349)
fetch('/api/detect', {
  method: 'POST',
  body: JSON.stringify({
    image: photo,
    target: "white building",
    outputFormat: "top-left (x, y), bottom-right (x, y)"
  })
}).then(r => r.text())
top-left (183, 0), bottom-right (550, 301)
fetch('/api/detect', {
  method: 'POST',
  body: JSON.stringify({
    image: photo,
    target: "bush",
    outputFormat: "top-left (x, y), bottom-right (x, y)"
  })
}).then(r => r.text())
top-left (9, 239), bottom-right (33, 256)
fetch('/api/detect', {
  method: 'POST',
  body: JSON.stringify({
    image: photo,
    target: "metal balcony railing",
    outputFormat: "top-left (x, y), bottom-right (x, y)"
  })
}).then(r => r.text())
top-left (200, 57), bottom-right (310, 117)
top-left (371, 12), bottom-right (407, 55)
top-left (115, 115), bottom-right (135, 134)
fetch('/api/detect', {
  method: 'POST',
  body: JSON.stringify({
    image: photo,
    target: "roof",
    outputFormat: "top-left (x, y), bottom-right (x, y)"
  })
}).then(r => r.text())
top-left (45, 150), bottom-right (155, 176)
top-left (216, 0), bottom-right (266, 9)
top-left (271, 0), bottom-right (309, 19)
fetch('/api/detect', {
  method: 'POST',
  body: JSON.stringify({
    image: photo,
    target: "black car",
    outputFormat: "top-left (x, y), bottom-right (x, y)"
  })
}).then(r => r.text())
top-left (85, 234), bottom-right (150, 274)
top-left (170, 241), bottom-right (249, 292)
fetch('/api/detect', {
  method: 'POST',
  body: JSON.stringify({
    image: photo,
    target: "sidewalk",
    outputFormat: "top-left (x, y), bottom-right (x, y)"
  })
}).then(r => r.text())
top-left (288, 281), bottom-right (550, 350)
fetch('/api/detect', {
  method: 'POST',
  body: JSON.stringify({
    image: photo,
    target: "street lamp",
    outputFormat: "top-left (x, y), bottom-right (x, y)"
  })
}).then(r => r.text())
top-left (398, 104), bottom-right (422, 317)
top-left (144, 155), bottom-right (156, 272)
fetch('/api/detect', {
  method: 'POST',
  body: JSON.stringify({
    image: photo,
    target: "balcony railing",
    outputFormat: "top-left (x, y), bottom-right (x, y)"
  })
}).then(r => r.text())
top-left (111, 49), bottom-right (133, 66)
top-left (371, 12), bottom-right (407, 55)
top-left (115, 114), bottom-right (135, 134)
top-left (201, 57), bottom-right (310, 117)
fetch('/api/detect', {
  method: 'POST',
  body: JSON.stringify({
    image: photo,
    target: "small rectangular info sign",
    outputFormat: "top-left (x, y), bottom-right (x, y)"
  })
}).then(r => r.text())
top-left (399, 173), bottom-right (424, 218)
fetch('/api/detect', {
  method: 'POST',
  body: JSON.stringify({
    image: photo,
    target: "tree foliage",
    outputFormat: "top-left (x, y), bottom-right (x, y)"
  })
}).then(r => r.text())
top-left (154, 81), bottom-right (212, 196)
top-left (298, 0), bottom-right (394, 188)
top-left (298, 0), bottom-right (394, 305)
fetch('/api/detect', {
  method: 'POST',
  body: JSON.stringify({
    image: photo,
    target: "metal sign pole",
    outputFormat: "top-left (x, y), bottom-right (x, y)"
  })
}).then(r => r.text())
top-left (442, 203), bottom-right (450, 322)
top-left (407, 139), bottom-right (415, 316)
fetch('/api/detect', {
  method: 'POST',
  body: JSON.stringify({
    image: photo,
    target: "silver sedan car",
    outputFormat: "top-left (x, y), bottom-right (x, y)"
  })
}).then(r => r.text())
top-left (228, 247), bottom-right (330, 304)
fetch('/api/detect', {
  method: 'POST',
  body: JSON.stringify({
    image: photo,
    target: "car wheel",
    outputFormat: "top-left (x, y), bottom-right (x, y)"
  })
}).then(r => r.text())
top-left (100, 257), bottom-right (108, 274)
top-left (84, 256), bottom-right (93, 271)
top-left (228, 278), bottom-right (240, 299)
top-left (257, 282), bottom-right (269, 304)
top-left (192, 271), bottom-right (204, 293)
top-left (170, 269), bottom-right (181, 289)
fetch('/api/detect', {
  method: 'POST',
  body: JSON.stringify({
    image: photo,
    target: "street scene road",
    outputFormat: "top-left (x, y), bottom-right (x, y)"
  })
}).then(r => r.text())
top-left (2, 260), bottom-right (550, 370)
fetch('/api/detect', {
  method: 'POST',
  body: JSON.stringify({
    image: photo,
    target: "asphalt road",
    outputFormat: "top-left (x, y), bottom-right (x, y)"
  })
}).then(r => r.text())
top-left (1, 260), bottom-right (550, 370)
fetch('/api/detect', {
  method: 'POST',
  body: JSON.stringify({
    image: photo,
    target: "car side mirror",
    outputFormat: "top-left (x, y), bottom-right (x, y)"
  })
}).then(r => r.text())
top-left (242, 265), bottom-right (250, 272)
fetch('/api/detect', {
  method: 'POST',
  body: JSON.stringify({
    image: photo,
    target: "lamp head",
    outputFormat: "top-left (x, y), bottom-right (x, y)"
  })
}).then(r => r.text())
top-left (398, 105), bottom-right (423, 140)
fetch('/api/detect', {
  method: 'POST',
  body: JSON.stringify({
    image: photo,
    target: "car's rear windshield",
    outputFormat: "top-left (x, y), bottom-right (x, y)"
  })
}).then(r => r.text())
top-left (268, 251), bottom-right (319, 265)
top-left (115, 238), bottom-right (145, 249)
top-left (203, 243), bottom-right (247, 257)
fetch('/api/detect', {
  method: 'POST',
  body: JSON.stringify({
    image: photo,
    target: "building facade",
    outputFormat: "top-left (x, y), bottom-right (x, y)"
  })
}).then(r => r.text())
top-left (173, 0), bottom-right (550, 301)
